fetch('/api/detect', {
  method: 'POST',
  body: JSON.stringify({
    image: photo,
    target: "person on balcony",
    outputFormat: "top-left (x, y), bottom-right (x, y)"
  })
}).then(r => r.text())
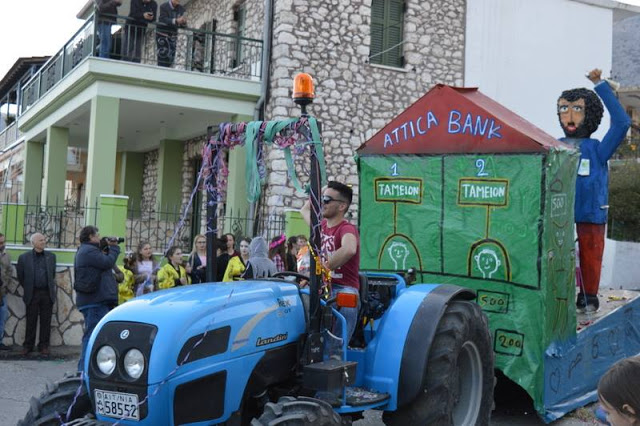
top-left (124, 0), bottom-right (158, 62)
top-left (96, 0), bottom-right (122, 59)
top-left (17, 233), bottom-right (57, 356)
top-left (156, 0), bottom-right (187, 67)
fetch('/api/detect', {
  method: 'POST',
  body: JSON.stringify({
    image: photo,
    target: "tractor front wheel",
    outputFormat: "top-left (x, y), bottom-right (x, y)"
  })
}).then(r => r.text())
top-left (18, 371), bottom-right (94, 426)
top-left (383, 301), bottom-right (494, 426)
top-left (251, 396), bottom-right (342, 426)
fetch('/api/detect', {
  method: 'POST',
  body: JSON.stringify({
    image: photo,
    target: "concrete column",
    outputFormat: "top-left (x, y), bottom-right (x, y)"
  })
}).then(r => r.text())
top-left (118, 152), bottom-right (144, 208)
top-left (224, 114), bottom-right (252, 233)
top-left (22, 140), bottom-right (44, 204)
top-left (42, 126), bottom-right (68, 205)
top-left (157, 139), bottom-right (182, 213)
top-left (85, 96), bottom-right (119, 212)
top-left (97, 195), bottom-right (128, 252)
top-left (1, 203), bottom-right (26, 244)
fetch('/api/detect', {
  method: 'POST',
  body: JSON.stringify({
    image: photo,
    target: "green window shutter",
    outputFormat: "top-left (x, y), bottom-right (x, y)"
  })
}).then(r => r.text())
top-left (235, 6), bottom-right (246, 67)
top-left (370, 0), bottom-right (386, 65)
top-left (386, 0), bottom-right (404, 67)
top-left (370, 0), bottom-right (405, 67)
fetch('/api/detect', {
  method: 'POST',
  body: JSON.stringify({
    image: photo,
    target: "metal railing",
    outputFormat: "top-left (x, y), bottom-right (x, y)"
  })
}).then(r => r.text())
top-left (20, 12), bottom-right (263, 113)
top-left (1, 193), bottom-right (285, 253)
top-left (0, 121), bottom-right (20, 151)
top-left (18, 198), bottom-right (101, 249)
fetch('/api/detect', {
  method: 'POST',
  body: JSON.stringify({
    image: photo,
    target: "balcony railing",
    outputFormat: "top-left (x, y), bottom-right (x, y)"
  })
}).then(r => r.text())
top-left (20, 12), bottom-right (263, 113)
top-left (0, 121), bottom-right (21, 151)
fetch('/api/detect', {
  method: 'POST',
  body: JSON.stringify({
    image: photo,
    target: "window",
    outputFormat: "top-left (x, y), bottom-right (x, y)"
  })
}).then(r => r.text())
top-left (234, 5), bottom-right (246, 68)
top-left (370, 0), bottom-right (405, 68)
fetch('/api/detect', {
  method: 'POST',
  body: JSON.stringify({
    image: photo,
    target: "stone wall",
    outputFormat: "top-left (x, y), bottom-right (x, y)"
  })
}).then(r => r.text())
top-left (186, 0), bottom-right (264, 39)
top-left (261, 0), bottom-right (466, 217)
top-left (142, 0), bottom-right (466, 225)
top-left (140, 150), bottom-right (159, 211)
top-left (1, 265), bottom-right (83, 348)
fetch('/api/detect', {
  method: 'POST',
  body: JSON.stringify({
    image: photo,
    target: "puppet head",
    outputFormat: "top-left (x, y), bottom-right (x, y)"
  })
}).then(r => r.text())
top-left (557, 88), bottom-right (604, 138)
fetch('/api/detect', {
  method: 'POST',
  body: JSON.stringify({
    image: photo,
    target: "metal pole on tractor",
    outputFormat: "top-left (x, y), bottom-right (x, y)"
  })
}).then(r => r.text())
top-left (205, 126), bottom-right (218, 283)
top-left (293, 73), bottom-right (324, 364)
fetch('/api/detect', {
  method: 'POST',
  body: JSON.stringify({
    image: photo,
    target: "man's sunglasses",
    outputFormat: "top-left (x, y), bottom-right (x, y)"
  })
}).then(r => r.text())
top-left (322, 195), bottom-right (346, 204)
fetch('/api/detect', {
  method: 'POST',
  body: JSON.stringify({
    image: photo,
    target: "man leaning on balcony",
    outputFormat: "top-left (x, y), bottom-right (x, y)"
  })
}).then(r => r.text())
top-left (156, 0), bottom-right (187, 67)
top-left (97, 0), bottom-right (122, 59)
top-left (125, 0), bottom-right (158, 63)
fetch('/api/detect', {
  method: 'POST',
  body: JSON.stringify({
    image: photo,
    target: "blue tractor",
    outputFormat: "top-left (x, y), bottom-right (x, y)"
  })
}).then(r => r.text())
top-left (19, 75), bottom-right (494, 426)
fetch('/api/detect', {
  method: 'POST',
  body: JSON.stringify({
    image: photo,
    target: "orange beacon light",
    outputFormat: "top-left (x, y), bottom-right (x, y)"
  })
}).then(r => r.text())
top-left (293, 73), bottom-right (314, 108)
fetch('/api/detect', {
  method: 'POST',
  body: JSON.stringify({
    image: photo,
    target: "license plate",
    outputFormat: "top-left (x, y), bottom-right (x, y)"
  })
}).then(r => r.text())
top-left (94, 389), bottom-right (140, 421)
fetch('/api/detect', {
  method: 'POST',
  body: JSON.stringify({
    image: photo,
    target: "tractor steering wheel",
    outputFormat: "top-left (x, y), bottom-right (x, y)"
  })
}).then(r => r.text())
top-left (273, 272), bottom-right (310, 286)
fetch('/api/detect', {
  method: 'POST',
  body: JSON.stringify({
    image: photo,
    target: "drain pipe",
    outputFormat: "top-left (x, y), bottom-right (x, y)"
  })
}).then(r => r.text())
top-left (249, 0), bottom-right (274, 233)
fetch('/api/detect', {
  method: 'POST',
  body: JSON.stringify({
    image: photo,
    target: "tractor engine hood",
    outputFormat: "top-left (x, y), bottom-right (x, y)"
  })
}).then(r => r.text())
top-left (91, 280), bottom-right (306, 384)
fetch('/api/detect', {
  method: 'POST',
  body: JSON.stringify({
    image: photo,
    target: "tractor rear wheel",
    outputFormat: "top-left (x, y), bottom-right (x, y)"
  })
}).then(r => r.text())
top-left (18, 371), bottom-right (94, 426)
top-left (251, 396), bottom-right (342, 426)
top-left (383, 301), bottom-right (494, 426)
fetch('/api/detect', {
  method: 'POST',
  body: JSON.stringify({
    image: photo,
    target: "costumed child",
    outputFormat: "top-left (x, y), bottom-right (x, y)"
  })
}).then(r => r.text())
top-left (157, 246), bottom-right (191, 289)
top-left (118, 254), bottom-right (136, 305)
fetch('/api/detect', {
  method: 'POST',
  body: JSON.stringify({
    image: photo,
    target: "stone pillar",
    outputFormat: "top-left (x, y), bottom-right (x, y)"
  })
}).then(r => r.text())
top-left (157, 139), bottom-right (182, 214)
top-left (85, 96), bottom-right (119, 214)
top-left (42, 126), bottom-right (69, 206)
top-left (22, 140), bottom-right (44, 204)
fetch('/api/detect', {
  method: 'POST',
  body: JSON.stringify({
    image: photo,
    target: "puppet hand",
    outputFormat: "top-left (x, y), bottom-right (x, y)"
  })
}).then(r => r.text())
top-left (587, 69), bottom-right (602, 84)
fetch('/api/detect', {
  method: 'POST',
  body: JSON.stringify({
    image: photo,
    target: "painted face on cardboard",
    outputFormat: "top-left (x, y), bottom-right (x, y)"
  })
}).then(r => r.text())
top-left (557, 98), bottom-right (586, 137)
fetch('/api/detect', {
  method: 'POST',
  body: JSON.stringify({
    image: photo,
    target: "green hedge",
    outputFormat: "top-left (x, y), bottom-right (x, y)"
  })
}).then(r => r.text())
top-left (608, 160), bottom-right (640, 242)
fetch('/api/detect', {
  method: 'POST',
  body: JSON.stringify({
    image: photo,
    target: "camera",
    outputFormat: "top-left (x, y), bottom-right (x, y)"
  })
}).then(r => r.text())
top-left (99, 237), bottom-right (125, 252)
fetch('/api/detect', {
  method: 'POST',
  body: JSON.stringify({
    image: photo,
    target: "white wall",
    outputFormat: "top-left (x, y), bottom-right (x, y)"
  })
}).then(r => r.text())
top-left (465, 0), bottom-right (614, 140)
top-left (601, 238), bottom-right (640, 289)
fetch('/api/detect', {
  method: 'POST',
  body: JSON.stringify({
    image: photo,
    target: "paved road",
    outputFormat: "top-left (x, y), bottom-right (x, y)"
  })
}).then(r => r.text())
top-left (0, 354), bottom-right (600, 425)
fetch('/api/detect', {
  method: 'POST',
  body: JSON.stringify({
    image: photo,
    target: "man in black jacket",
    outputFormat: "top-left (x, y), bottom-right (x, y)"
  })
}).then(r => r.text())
top-left (156, 0), bottom-right (187, 67)
top-left (75, 226), bottom-right (121, 372)
top-left (17, 233), bottom-right (57, 356)
top-left (97, 0), bottom-right (122, 58)
top-left (124, 0), bottom-right (158, 62)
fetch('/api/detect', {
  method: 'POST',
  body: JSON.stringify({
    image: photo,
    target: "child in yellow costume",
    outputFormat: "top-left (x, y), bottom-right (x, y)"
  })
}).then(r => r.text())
top-left (158, 246), bottom-right (191, 289)
top-left (223, 237), bottom-right (251, 281)
top-left (118, 255), bottom-right (136, 305)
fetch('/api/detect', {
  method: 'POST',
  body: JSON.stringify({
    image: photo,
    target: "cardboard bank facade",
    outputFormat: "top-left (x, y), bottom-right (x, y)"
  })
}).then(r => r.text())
top-left (357, 84), bottom-right (589, 419)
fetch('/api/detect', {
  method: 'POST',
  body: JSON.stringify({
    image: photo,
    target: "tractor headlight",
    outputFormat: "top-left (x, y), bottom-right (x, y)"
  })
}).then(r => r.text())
top-left (124, 349), bottom-right (145, 379)
top-left (96, 345), bottom-right (117, 375)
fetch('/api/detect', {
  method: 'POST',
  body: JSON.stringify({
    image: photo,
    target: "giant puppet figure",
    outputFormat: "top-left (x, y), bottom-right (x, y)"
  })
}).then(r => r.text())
top-left (557, 68), bottom-right (631, 313)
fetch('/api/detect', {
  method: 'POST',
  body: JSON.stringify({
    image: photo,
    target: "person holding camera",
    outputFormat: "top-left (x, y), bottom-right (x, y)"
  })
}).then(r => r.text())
top-left (17, 233), bottom-right (56, 356)
top-left (74, 226), bottom-right (121, 372)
